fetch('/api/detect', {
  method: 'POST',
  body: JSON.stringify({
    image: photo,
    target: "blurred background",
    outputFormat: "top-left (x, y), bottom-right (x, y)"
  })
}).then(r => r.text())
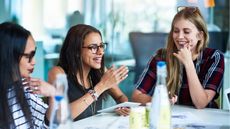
top-left (0, 0), bottom-right (229, 109)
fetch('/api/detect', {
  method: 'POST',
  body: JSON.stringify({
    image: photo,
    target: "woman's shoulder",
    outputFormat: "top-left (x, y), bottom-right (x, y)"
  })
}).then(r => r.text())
top-left (202, 48), bottom-right (224, 58)
top-left (48, 66), bottom-right (66, 83)
top-left (148, 48), bottom-right (166, 66)
top-left (154, 48), bottom-right (167, 60)
top-left (49, 66), bottom-right (65, 73)
top-left (49, 66), bottom-right (66, 75)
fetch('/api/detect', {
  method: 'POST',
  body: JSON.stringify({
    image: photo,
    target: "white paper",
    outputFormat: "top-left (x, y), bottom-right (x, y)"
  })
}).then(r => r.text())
top-left (172, 112), bottom-right (203, 125)
top-left (98, 102), bottom-right (141, 113)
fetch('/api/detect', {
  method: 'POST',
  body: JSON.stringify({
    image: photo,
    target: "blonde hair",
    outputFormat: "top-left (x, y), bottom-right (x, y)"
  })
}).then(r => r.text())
top-left (166, 7), bottom-right (209, 96)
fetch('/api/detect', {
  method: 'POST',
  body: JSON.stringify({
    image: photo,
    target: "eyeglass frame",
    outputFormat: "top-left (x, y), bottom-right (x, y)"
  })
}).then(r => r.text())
top-left (177, 6), bottom-right (198, 13)
top-left (82, 43), bottom-right (108, 54)
top-left (21, 47), bottom-right (37, 63)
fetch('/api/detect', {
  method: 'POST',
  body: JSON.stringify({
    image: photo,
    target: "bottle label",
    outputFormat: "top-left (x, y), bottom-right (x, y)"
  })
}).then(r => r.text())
top-left (158, 106), bottom-right (171, 129)
top-left (129, 107), bottom-right (148, 129)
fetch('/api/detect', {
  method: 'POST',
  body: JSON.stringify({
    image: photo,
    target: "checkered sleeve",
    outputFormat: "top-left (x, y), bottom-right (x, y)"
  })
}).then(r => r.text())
top-left (135, 49), bottom-right (165, 96)
top-left (200, 49), bottom-right (225, 98)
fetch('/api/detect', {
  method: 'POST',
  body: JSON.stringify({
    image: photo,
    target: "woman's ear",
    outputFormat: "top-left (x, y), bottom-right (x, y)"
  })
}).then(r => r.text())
top-left (197, 31), bottom-right (204, 40)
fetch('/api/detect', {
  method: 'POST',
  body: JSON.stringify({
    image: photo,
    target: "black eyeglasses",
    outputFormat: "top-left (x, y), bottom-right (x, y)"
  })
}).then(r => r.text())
top-left (82, 43), bottom-right (107, 54)
top-left (177, 6), bottom-right (198, 13)
top-left (21, 47), bottom-right (36, 63)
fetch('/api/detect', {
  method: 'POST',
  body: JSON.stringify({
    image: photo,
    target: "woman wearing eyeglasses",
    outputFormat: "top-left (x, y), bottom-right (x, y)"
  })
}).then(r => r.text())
top-left (132, 7), bottom-right (224, 109)
top-left (48, 24), bottom-right (129, 121)
top-left (0, 22), bottom-right (55, 128)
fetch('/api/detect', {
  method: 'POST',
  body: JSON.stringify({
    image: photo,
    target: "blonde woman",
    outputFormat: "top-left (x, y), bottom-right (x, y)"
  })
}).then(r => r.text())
top-left (132, 7), bottom-right (224, 109)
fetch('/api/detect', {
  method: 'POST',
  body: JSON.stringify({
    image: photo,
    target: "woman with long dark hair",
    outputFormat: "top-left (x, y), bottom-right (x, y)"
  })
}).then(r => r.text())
top-left (48, 24), bottom-right (129, 121)
top-left (0, 22), bottom-right (55, 128)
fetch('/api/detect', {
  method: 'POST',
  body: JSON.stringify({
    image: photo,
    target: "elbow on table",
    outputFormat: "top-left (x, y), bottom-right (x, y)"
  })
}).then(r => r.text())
top-left (131, 91), bottom-right (139, 102)
top-left (194, 102), bottom-right (208, 109)
top-left (131, 95), bottom-right (138, 103)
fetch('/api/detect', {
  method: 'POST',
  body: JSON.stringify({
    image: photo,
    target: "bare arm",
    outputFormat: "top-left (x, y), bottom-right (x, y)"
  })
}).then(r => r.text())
top-left (173, 46), bottom-right (216, 109)
top-left (48, 65), bottom-right (129, 119)
top-left (109, 86), bottom-right (130, 116)
top-left (132, 89), bottom-right (151, 105)
top-left (109, 86), bottom-right (128, 103)
top-left (48, 66), bottom-right (95, 119)
top-left (184, 60), bottom-right (216, 109)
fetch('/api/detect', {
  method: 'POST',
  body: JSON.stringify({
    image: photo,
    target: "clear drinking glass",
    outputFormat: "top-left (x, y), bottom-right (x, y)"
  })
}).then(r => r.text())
top-left (49, 74), bottom-right (72, 129)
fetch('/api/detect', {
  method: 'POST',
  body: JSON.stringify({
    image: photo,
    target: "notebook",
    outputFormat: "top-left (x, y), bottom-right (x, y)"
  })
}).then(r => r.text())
top-left (98, 102), bottom-right (141, 113)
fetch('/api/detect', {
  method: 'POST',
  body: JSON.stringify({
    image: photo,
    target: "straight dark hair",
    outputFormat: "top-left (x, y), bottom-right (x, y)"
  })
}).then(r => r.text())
top-left (0, 22), bottom-right (32, 128)
top-left (58, 24), bottom-right (105, 95)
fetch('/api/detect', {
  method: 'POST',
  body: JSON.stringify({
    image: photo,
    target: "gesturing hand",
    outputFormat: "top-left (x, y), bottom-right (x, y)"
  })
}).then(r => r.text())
top-left (99, 65), bottom-right (129, 91)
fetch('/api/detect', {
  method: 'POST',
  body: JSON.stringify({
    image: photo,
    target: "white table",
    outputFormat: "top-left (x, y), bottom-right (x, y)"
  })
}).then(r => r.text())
top-left (73, 105), bottom-right (230, 129)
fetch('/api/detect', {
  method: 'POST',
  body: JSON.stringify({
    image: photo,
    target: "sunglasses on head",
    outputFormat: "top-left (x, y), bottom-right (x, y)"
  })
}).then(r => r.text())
top-left (21, 47), bottom-right (37, 63)
top-left (177, 6), bottom-right (198, 13)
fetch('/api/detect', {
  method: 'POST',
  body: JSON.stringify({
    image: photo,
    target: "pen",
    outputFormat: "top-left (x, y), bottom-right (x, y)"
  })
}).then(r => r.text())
top-left (172, 115), bottom-right (186, 119)
top-left (186, 124), bottom-right (205, 128)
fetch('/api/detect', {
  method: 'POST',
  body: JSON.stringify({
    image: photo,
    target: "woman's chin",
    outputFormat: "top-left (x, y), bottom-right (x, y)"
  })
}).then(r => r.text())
top-left (92, 65), bottom-right (101, 69)
top-left (21, 73), bottom-right (30, 78)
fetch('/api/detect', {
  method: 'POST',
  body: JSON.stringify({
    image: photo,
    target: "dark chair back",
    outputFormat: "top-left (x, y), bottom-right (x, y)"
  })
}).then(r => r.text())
top-left (129, 32), bottom-right (168, 83)
top-left (208, 31), bottom-right (229, 53)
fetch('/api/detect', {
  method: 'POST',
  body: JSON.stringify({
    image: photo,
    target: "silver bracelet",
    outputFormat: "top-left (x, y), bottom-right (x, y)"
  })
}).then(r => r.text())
top-left (88, 89), bottom-right (99, 101)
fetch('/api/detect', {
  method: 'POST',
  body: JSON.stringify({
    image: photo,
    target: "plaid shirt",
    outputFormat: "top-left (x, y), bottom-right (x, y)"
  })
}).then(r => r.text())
top-left (136, 48), bottom-right (225, 108)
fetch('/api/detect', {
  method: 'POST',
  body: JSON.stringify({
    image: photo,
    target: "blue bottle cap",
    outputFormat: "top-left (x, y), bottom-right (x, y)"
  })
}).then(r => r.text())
top-left (157, 61), bottom-right (166, 67)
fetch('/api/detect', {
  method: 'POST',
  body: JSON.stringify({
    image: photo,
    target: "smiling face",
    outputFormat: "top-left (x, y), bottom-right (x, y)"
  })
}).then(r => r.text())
top-left (81, 32), bottom-right (104, 71)
top-left (172, 18), bottom-right (202, 54)
top-left (19, 36), bottom-right (36, 78)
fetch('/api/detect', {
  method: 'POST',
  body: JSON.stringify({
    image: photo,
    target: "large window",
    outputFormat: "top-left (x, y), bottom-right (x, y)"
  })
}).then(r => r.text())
top-left (84, 0), bottom-right (177, 60)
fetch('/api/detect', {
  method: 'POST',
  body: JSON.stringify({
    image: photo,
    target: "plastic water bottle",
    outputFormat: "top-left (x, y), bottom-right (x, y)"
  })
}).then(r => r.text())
top-left (49, 74), bottom-right (73, 129)
top-left (149, 61), bottom-right (171, 129)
